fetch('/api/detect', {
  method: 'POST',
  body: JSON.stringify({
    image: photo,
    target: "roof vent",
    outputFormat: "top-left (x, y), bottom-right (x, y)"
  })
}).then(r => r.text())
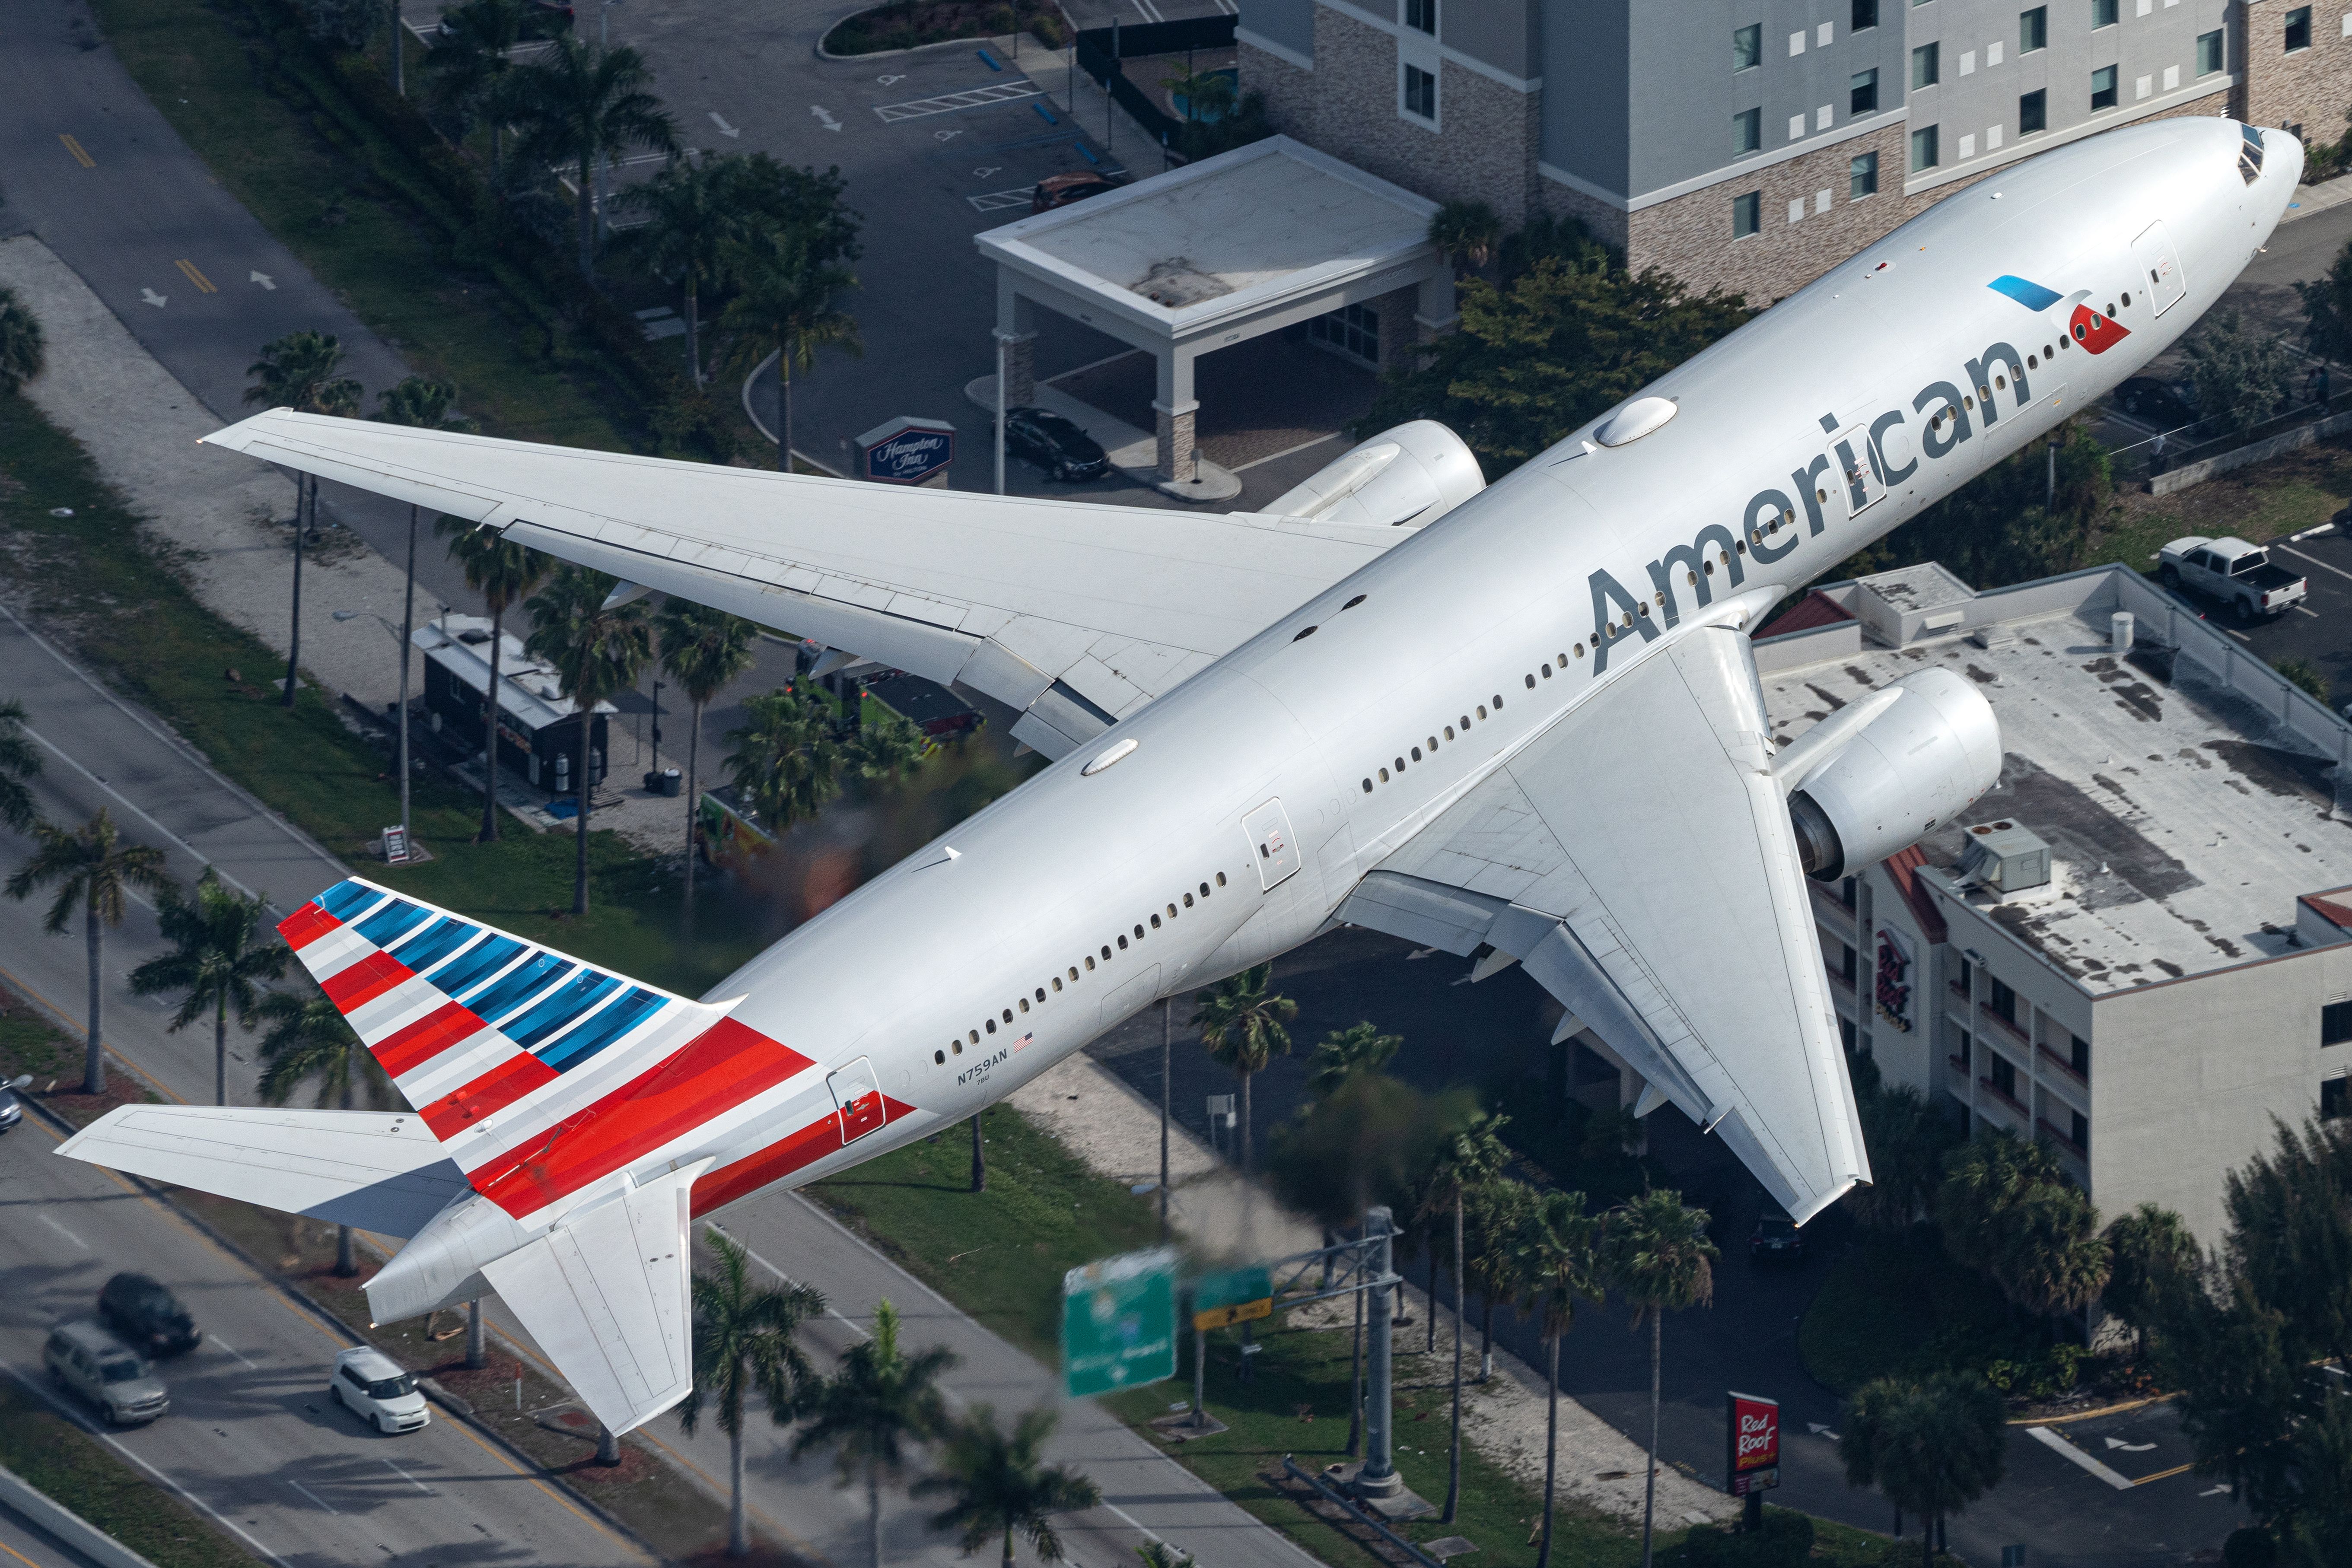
top-left (1595, 397), bottom-right (1678, 447)
top-left (1961, 821), bottom-right (2051, 894)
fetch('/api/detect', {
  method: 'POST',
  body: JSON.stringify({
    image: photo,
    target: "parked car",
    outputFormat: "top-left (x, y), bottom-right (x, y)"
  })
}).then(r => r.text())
top-left (2114, 376), bottom-right (2201, 431)
top-left (2159, 534), bottom-right (2308, 620)
top-left (1002, 406), bottom-right (1111, 483)
top-left (330, 1346), bottom-right (430, 1434)
top-left (1030, 172), bottom-right (1126, 214)
top-left (98, 1272), bottom-right (202, 1357)
top-left (1747, 1205), bottom-right (1805, 1265)
top-left (0, 1072), bottom-right (27, 1133)
top-left (45, 1322), bottom-right (169, 1425)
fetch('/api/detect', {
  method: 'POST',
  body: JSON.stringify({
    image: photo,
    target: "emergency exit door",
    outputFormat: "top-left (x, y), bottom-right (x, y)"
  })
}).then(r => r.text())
top-left (828, 1056), bottom-right (888, 1144)
top-left (1242, 798), bottom-right (1301, 891)
top-left (2131, 221), bottom-right (2186, 316)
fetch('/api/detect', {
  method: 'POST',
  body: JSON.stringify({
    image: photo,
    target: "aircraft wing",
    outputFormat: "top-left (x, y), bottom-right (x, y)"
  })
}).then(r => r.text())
top-left (57, 1106), bottom-right (468, 1237)
top-left (200, 410), bottom-right (1403, 759)
top-left (1338, 625), bottom-right (1870, 1222)
top-left (479, 1164), bottom-right (703, 1435)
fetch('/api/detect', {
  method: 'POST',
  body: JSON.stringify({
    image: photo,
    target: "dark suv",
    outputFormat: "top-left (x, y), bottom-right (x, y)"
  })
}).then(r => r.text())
top-left (1003, 407), bottom-right (1111, 483)
top-left (98, 1273), bottom-right (202, 1357)
top-left (1747, 1206), bottom-right (1806, 1266)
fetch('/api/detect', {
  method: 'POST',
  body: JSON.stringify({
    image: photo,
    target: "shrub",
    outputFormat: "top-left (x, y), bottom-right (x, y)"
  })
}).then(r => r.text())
top-left (1676, 1511), bottom-right (1814, 1568)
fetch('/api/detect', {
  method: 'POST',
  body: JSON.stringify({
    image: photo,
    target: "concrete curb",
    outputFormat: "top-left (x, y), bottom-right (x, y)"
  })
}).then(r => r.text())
top-left (2007, 1391), bottom-right (2177, 1426)
top-left (0, 1461), bottom-right (162, 1568)
top-left (815, 21), bottom-right (1046, 62)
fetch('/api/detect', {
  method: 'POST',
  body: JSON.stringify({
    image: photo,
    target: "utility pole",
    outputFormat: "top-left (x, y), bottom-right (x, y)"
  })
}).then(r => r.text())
top-left (397, 503), bottom-right (417, 853)
top-left (995, 334), bottom-right (1008, 495)
top-left (1354, 1206), bottom-right (1402, 1501)
top-left (391, 0), bottom-right (405, 96)
top-left (1108, 19), bottom-right (1118, 154)
top-left (1158, 998), bottom-right (1171, 1240)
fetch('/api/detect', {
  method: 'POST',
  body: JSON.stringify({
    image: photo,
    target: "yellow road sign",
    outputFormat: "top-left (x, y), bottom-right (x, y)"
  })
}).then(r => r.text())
top-left (1192, 1296), bottom-right (1272, 1332)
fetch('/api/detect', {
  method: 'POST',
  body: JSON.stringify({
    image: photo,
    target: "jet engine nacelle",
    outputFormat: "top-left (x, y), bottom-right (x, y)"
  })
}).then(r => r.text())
top-left (1783, 668), bottom-right (2002, 882)
top-left (1261, 420), bottom-right (1484, 530)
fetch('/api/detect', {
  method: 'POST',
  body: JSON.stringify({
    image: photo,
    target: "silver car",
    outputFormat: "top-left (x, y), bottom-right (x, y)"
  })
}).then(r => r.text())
top-left (45, 1321), bottom-right (168, 1424)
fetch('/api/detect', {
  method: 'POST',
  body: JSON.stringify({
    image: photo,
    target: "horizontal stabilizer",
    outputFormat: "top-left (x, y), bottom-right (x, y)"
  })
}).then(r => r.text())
top-left (480, 1165), bottom-right (705, 1435)
top-left (57, 1106), bottom-right (468, 1238)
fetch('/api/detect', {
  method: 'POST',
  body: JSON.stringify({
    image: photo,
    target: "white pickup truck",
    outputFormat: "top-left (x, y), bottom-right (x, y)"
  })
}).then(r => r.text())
top-left (2158, 535), bottom-right (2308, 620)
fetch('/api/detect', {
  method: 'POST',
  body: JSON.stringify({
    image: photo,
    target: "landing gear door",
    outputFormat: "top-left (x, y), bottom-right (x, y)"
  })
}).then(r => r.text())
top-left (1241, 798), bottom-right (1302, 891)
top-left (827, 1056), bottom-right (888, 1145)
top-left (2132, 221), bottom-right (2186, 317)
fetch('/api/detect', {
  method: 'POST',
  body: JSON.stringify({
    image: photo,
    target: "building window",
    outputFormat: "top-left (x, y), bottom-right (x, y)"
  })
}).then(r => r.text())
top-left (1853, 0), bottom-right (1880, 30)
top-left (1913, 41), bottom-right (1940, 89)
top-left (2070, 1034), bottom-right (2091, 1078)
top-left (2197, 27), bottom-right (2224, 73)
top-left (1989, 1052), bottom-right (2018, 1100)
top-left (1734, 107), bottom-right (1762, 153)
top-left (1308, 303), bottom-right (1381, 366)
top-left (1734, 23), bottom-right (1762, 71)
top-left (2069, 1110), bottom-right (2090, 1151)
top-left (2325, 1076), bottom-right (2350, 1121)
top-left (2020, 6), bottom-right (2047, 52)
top-left (1911, 124), bottom-right (1940, 172)
top-left (1404, 0), bottom-right (1436, 35)
top-left (1851, 150), bottom-right (1879, 197)
top-left (2091, 64), bottom-right (2118, 110)
top-left (1953, 1025), bottom-right (1972, 1071)
top-left (2091, 0), bottom-right (2117, 27)
top-left (1841, 945), bottom-right (1859, 985)
top-left (1989, 976), bottom-right (2018, 1026)
top-left (1852, 67), bottom-right (1880, 114)
top-left (2325, 1000), bottom-right (2352, 1046)
top-left (1403, 63), bottom-right (1437, 120)
top-left (1733, 190), bottom-right (1761, 237)
top-left (2286, 6), bottom-right (2312, 51)
top-left (2019, 88), bottom-right (2047, 132)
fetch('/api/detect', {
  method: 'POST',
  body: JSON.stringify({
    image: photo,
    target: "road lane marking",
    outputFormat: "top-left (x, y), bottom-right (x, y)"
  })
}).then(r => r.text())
top-left (432, 1407), bottom-right (638, 1549)
top-left (207, 1333), bottom-right (260, 1370)
top-left (174, 260), bottom-right (218, 294)
top-left (811, 105), bottom-right (841, 131)
top-left (709, 111), bottom-right (740, 137)
top-left (140, 288), bottom-right (167, 309)
top-left (701, 1221), bottom-right (870, 1341)
top-left (2025, 1424), bottom-right (2132, 1489)
top-left (2295, 604), bottom-right (2321, 617)
top-left (14, 716), bottom-right (266, 903)
top-left (58, 134), bottom-right (94, 167)
top-left (0, 963), bottom-right (187, 1104)
top-left (38, 1213), bottom-right (89, 1251)
top-left (2135, 1461), bottom-right (2197, 1485)
top-left (0, 1533), bottom-right (42, 1568)
top-left (286, 1479), bottom-right (339, 1514)
top-left (2104, 1436), bottom-right (2158, 1452)
top-left (872, 80), bottom-right (1041, 122)
top-left (250, 270), bottom-right (275, 290)
top-left (382, 1457), bottom-right (435, 1495)
top-left (2279, 542), bottom-right (2352, 586)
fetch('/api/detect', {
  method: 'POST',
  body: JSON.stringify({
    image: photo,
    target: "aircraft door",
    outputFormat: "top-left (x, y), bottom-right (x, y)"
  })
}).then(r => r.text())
top-left (1829, 424), bottom-right (1886, 517)
top-left (2131, 221), bottom-right (2186, 317)
top-left (1242, 798), bottom-right (1302, 891)
top-left (827, 1056), bottom-right (888, 1144)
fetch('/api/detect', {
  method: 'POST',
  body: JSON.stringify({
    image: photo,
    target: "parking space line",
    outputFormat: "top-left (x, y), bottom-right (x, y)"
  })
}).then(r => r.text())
top-left (2278, 543), bottom-right (2352, 587)
top-left (58, 133), bottom-right (94, 167)
top-left (2025, 1424), bottom-right (2133, 1489)
top-left (968, 187), bottom-right (1037, 212)
top-left (874, 80), bottom-right (1042, 122)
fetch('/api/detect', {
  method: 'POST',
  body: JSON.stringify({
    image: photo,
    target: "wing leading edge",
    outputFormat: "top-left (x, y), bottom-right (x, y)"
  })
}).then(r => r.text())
top-left (199, 410), bottom-right (1405, 758)
top-left (1343, 626), bottom-right (1870, 1222)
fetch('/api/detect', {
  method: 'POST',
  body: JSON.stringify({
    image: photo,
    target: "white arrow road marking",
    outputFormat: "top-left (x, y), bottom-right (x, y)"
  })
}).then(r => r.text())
top-left (2201, 1485), bottom-right (2231, 1497)
top-left (2026, 1425), bottom-right (2133, 1490)
top-left (2104, 1437), bottom-right (2158, 1452)
top-left (249, 270), bottom-right (275, 290)
top-left (811, 105), bottom-right (841, 131)
top-left (1807, 1423), bottom-right (1840, 1439)
top-left (709, 111), bottom-right (741, 137)
top-left (140, 287), bottom-right (166, 307)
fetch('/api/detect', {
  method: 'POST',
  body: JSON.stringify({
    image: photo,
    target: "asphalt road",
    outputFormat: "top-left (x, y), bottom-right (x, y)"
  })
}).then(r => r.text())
top-left (0, 1503), bottom-right (107, 1568)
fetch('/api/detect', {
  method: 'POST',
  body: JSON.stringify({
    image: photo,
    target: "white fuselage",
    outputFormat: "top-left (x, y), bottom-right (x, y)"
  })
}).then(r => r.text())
top-left (656, 117), bottom-right (2295, 1209)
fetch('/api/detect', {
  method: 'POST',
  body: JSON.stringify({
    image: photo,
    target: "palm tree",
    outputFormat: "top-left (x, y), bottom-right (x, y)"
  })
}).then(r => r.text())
top-left (0, 285), bottom-right (48, 392)
top-left (1465, 1176), bottom-right (1533, 1382)
top-left (6, 810), bottom-right (172, 1095)
top-left (683, 1229), bottom-right (827, 1557)
top-left (0, 697), bottom-right (43, 832)
top-left (1605, 1188), bottom-right (1719, 1568)
top-left (2101, 1202), bottom-right (2200, 1358)
top-left (616, 154), bottom-right (754, 385)
top-left (1303, 1021), bottom-right (1401, 1100)
top-left (524, 566), bottom-right (653, 914)
top-left (719, 227), bottom-right (862, 473)
top-left (128, 868), bottom-right (288, 1107)
top-left (846, 709), bottom-right (931, 789)
top-left (1190, 963), bottom-right (1295, 1173)
top-left (498, 34), bottom-right (678, 274)
top-left (423, 0), bottom-right (529, 171)
top-left (245, 331), bottom-right (361, 708)
top-left (437, 519), bottom-right (551, 843)
top-left (915, 1405), bottom-right (1101, 1568)
top-left (373, 378), bottom-right (474, 856)
top-left (1839, 1372), bottom-right (2008, 1566)
top-left (1515, 1189), bottom-right (1602, 1568)
top-left (1422, 1108), bottom-right (1511, 1522)
top-left (1428, 199), bottom-right (1502, 277)
top-left (724, 688), bottom-right (844, 835)
top-left (255, 987), bottom-right (391, 1274)
top-left (655, 600), bottom-right (758, 928)
top-left (792, 1298), bottom-right (960, 1568)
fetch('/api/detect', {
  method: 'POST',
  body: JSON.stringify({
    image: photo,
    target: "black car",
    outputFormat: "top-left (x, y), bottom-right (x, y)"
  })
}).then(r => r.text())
top-left (2114, 376), bottom-right (2200, 432)
top-left (1747, 1206), bottom-right (1805, 1266)
top-left (1003, 407), bottom-right (1111, 483)
top-left (98, 1273), bottom-right (202, 1357)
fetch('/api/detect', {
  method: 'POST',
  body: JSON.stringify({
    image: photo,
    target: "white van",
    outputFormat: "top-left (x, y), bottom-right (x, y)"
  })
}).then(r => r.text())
top-left (329, 1347), bottom-right (430, 1434)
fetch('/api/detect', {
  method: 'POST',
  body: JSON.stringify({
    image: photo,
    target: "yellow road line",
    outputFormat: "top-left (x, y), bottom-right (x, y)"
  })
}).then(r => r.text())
top-left (0, 1533), bottom-right (43, 1568)
top-left (2134, 1462), bottom-right (2197, 1486)
top-left (174, 259), bottom-right (217, 294)
top-left (58, 134), bottom-right (93, 168)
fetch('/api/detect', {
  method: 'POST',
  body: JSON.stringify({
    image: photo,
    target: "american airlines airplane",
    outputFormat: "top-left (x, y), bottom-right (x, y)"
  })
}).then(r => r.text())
top-left (62, 117), bottom-right (2297, 1436)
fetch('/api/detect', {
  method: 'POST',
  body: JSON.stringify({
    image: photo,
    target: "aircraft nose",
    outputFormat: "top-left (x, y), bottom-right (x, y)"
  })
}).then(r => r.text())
top-left (2237, 120), bottom-right (2305, 204)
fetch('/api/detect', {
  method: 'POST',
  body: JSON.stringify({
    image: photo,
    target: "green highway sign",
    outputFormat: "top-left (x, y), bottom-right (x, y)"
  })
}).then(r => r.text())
top-left (1063, 1247), bottom-right (1178, 1399)
top-left (1189, 1264), bottom-right (1273, 1330)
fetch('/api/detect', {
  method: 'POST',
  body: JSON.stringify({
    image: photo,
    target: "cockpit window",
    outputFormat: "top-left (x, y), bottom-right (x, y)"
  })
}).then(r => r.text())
top-left (2240, 124), bottom-right (2265, 185)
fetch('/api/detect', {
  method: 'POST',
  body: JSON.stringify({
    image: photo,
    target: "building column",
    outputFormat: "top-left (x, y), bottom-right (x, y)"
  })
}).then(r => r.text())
top-left (1154, 347), bottom-right (1199, 483)
top-left (1375, 283), bottom-right (1420, 371)
top-left (1414, 266), bottom-right (1459, 343)
top-left (994, 284), bottom-right (1038, 408)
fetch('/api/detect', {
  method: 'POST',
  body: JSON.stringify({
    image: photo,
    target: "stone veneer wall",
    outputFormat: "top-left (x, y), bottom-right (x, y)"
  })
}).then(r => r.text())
top-left (1241, 41), bottom-right (1318, 143)
top-left (2240, 5), bottom-right (2352, 142)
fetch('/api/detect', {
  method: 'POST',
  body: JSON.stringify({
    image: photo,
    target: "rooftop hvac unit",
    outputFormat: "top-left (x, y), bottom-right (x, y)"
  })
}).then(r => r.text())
top-left (1960, 820), bottom-right (2051, 893)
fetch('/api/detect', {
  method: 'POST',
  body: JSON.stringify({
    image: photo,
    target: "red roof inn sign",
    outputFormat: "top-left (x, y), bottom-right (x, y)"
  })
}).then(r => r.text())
top-left (1726, 1391), bottom-right (1780, 1496)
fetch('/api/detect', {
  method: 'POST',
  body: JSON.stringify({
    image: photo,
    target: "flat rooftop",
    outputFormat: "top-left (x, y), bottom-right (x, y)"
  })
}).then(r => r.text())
top-left (1758, 564), bottom-right (2352, 993)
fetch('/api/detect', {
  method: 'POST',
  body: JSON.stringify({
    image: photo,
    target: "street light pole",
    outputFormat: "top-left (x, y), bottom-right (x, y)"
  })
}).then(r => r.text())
top-left (1158, 997), bottom-right (1171, 1240)
top-left (398, 503), bottom-right (417, 852)
top-left (994, 334), bottom-right (1008, 495)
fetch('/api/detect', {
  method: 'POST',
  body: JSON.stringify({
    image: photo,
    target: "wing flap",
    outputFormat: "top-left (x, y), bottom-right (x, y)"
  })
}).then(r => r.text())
top-left (56, 1107), bottom-right (468, 1237)
top-left (479, 1165), bottom-right (703, 1435)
